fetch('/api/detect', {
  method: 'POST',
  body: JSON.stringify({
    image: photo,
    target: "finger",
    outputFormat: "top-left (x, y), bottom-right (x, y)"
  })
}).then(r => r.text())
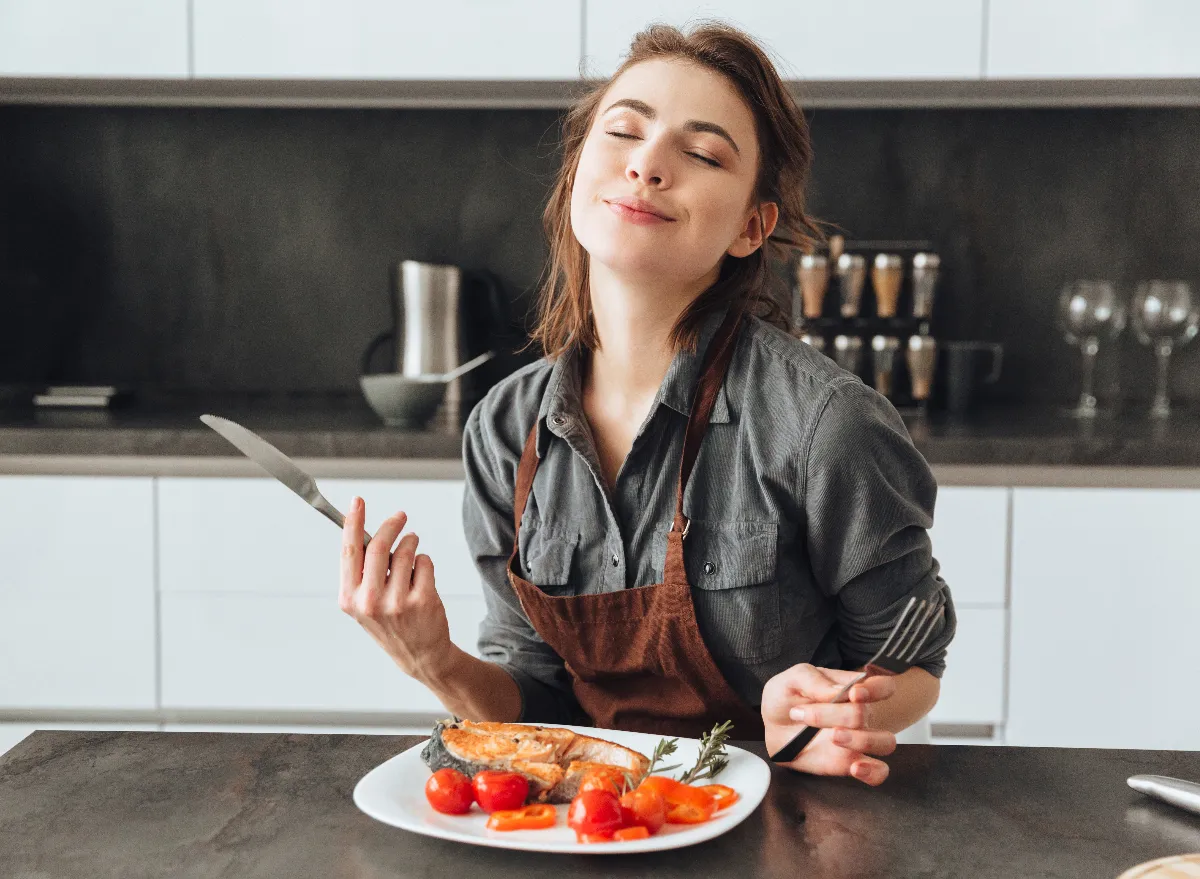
top-left (849, 757), bottom-right (890, 786)
top-left (791, 700), bottom-right (867, 730)
top-left (360, 511), bottom-right (409, 603)
top-left (848, 675), bottom-right (897, 704)
top-left (777, 663), bottom-right (846, 703)
top-left (411, 554), bottom-right (436, 599)
top-left (384, 532), bottom-right (420, 600)
top-left (339, 497), bottom-right (366, 607)
top-left (830, 728), bottom-right (897, 757)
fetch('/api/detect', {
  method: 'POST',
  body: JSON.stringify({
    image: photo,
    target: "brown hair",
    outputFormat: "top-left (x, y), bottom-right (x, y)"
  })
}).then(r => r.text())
top-left (528, 21), bottom-right (822, 358)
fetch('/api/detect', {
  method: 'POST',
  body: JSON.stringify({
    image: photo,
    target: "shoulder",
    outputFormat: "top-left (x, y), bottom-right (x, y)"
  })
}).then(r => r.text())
top-left (462, 356), bottom-right (554, 484)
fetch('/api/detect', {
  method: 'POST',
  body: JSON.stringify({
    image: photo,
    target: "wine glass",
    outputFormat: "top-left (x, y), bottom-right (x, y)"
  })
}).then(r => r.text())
top-left (1059, 280), bottom-right (1126, 418)
top-left (1131, 281), bottom-right (1199, 418)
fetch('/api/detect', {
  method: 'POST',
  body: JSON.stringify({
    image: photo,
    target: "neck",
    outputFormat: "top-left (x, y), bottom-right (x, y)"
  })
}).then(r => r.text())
top-left (584, 260), bottom-right (717, 411)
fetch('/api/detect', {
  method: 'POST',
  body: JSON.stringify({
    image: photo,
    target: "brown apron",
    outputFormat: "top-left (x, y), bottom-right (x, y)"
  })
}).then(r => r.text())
top-left (505, 308), bottom-right (766, 740)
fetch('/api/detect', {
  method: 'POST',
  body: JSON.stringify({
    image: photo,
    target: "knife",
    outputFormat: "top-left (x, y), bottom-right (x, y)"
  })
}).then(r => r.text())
top-left (1128, 774), bottom-right (1200, 817)
top-left (200, 413), bottom-right (372, 548)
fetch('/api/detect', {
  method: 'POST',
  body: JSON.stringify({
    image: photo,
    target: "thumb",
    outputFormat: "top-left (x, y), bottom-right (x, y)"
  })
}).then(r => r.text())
top-left (780, 663), bottom-right (845, 702)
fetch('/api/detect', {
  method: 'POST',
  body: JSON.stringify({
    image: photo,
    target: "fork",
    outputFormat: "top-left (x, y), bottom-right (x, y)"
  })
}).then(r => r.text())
top-left (768, 595), bottom-right (946, 763)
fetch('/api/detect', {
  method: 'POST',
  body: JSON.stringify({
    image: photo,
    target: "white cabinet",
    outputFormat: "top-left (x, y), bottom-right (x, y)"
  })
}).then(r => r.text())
top-left (0, 0), bottom-right (188, 77)
top-left (987, 0), bottom-right (1200, 79)
top-left (0, 476), bottom-right (157, 710)
top-left (585, 1), bottom-right (984, 80)
top-left (1007, 488), bottom-right (1200, 749)
top-left (929, 487), bottom-right (1009, 606)
top-left (156, 477), bottom-right (486, 715)
top-left (928, 607), bottom-right (1006, 728)
top-left (193, 0), bottom-right (583, 80)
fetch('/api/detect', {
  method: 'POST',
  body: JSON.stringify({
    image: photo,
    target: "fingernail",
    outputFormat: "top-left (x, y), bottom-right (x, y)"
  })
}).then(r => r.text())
top-left (790, 708), bottom-right (806, 723)
top-left (351, 496), bottom-right (362, 512)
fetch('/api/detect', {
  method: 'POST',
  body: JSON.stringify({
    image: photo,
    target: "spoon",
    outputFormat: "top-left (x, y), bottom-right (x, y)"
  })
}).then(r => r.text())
top-left (409, 350), bottom-right (496, 383)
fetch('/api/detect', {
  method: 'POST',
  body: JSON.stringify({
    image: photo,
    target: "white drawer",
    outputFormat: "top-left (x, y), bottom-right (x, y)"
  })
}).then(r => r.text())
top-left (927, 607), bottom-right (1006, 727)
top-left (158, 477), bottom-right (481, 598)
top-left (160, 593), bottom-right (489, 714)
top-left (928, 487), bottom-right (1009, 606)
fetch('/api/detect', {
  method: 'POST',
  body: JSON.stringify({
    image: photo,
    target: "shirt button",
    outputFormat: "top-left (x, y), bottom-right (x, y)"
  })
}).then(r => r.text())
top-left (703, 561), bottom-right (716, 575)
top-left (611, 554), bottom-right (619, 567)
top-left (550, 414), bottom-right (566, 427)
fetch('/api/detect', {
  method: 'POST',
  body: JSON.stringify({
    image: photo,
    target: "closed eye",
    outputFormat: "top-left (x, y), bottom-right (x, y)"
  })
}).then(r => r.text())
top-left (605, 131), bottom-right (721, 168)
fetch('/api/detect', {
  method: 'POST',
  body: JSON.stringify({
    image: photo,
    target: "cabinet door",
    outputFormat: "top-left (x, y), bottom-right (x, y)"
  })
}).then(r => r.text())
top-left (0, 476), bottom-right (156, 710)
top-left (987, 0), bottom-right (1200, 79)
top-left (1007, 488), bottom-right (1200, 749)
top-left (0, 0), bottom-right (188, 77)
top-left (928, 487), bottom-right (1009, 606)
top-left (193, 0), bottom-right (582, 79)
top-left (927, 607), bottom-right (1006, 727)
top-left (585, 1), bottom-right (984, 80)
top-left (158, 477), bottom-right (480, 598)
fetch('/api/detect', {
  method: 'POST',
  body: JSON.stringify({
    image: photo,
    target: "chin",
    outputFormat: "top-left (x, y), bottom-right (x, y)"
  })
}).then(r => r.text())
top-left (573, 215), bottom-right (680, 280)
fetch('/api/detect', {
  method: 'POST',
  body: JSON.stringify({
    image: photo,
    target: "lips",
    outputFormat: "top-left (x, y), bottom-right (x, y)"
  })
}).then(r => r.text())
top-left (604, 196), bottom-right (675, 222)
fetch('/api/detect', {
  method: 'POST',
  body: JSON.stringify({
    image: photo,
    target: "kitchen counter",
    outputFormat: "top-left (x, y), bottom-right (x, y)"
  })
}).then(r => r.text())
top-left (3, 392), bottom-right (1200, 485)
top-left (2, 731), bottom-right (1199, 878)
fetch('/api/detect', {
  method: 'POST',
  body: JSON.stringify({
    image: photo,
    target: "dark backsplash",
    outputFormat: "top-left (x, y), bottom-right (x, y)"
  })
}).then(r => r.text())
top-left (2, 103), bottom-right (1198, 408)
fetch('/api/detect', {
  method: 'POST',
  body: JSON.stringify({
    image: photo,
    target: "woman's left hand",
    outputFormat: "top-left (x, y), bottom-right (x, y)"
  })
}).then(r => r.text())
top-left (761, 663), bottom-right (898, 786)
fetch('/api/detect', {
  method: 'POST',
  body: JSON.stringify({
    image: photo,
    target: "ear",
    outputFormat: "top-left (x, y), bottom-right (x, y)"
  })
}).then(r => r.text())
top-left (727, 202), bottom-right (780, 258)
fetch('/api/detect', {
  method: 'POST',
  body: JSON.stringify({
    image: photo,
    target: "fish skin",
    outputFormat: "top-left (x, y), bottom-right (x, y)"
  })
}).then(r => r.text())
top-left (420, 719), bottom-right (650, 804)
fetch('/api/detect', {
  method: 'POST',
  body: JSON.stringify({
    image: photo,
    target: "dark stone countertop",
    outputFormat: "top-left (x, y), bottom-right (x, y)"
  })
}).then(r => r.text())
top-left (3, 390), bottom-right (1200, 470)
top-left (2, 731), bottom-right (1199, 879)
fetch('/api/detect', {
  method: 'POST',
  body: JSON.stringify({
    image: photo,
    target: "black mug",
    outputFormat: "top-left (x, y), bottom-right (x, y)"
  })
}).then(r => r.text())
top-left (942, 342), bottom-right (1003, 415)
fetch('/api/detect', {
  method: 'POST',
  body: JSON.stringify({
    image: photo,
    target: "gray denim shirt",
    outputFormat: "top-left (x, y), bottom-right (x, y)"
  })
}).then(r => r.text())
top-left (461, 309), bottom-right (957, 724)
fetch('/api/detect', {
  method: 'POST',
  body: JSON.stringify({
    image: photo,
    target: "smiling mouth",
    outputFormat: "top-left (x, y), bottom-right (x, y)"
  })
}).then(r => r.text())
top-left (604, 198), bottom-right (675, 223)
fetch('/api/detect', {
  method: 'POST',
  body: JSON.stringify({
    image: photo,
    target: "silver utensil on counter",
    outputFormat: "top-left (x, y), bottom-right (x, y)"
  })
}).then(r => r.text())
top-left (836, 254), bottom-right (867, 318)
top-left (199, 414), bottom-right (372, 548)
top-left (1128, 775), bottom-right (1200, 817)
top-left (769, 595), bottom-right (945, 763)
top-left (1060, 280), bottom-right (1125, 418)
top-left (1131, 281), bottom-right (1198, 419)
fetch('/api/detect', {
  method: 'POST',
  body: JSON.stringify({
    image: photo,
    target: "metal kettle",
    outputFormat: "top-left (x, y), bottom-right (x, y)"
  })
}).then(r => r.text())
top-left (361, 260), bottom-right (510, 422)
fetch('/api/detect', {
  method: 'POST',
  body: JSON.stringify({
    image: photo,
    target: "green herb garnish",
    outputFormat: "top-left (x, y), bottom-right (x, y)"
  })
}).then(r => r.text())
top-left (677, 720), bottom-right (733, 785)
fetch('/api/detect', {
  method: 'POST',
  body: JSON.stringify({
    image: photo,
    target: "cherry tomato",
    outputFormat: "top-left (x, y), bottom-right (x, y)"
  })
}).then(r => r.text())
top-left (578, 766), bottom-right (627, 797)
top-left (699, 784), bottom-right (739, 810)
top-left (619, 787), bottom-right (667, 834)
top-left (567, 789), bottom-right (625, 837)
top-left (613, 825), bottom-right (651, 841)
top-left (471, 771), bottom-right (530, 813)
top-left (424, 768), bottom-right (474, 815)
top-left (666, 802), bottom-right (713, 824)
top-left (638, 776), bottom-right (716, 814)
top-left (485, 803), bottom-right (557, 831)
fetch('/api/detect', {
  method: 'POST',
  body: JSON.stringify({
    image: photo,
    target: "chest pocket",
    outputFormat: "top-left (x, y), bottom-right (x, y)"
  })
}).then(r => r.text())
top-left (684, 521), bottom-right (782, 664)
top-left (518, 527), bottom-right (580, 595)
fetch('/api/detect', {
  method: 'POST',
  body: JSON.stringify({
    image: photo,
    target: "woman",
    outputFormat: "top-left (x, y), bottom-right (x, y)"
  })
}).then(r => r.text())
top-left (339, 23), bottom-right (956, 787)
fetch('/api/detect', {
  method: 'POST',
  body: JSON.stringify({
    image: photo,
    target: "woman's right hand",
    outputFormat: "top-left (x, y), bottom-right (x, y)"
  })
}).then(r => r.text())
top-left (339, 496), bottom-right (451, 680)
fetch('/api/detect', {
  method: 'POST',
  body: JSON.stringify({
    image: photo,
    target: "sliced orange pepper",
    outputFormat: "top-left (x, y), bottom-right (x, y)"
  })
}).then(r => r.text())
top-left (666, 802), bottom-right (713, 825)
top-left (638, 776), bottom-right (716, 814)
top-left (698, 783), bottom-right (739, 810)
top-left (485, 803), bottom-right (557, 831)
top-left (613, 825), bottom-right (651, 841)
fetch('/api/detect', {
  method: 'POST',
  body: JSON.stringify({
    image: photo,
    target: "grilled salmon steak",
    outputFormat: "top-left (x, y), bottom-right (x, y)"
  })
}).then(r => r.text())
top-left (420, 720), bottom-right (650, 804)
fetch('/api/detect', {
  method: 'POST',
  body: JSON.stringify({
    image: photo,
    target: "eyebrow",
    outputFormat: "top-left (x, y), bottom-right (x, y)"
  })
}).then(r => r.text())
top-left (602, 98), bottom-right (741, 156)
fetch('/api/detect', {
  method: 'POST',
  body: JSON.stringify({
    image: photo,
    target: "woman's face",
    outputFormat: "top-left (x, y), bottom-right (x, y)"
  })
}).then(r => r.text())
top-left (569, 57), bottom-right (769, 288)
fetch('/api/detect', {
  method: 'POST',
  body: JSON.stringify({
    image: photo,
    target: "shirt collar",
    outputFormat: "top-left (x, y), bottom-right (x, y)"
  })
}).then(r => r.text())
top-left (535, 308), bottom-right (733, 457)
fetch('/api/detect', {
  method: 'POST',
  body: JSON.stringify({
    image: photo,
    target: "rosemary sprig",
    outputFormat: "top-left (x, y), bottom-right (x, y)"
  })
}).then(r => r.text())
top-left (621, 737), bottom-right (682, 793)
top-left (677, 720), bottom-right (733, 785)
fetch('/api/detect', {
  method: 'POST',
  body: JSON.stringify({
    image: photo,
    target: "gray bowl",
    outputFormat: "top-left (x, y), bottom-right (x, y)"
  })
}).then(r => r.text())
top-left (359, 373), bottom-right (448, 428)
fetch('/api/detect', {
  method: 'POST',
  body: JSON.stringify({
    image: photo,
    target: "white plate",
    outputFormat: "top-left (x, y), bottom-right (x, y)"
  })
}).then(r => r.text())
top-left (352, 723), bottom-right (772, 854)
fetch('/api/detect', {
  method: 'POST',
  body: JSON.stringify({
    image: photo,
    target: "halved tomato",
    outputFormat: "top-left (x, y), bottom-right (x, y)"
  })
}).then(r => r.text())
top-left (619, 786), bottom-right (667, 834)
top-left (485, 803), bottom-right (557, 831)
top-left (613, 825), bottom-right (651, 841)
top-left (699, 783), bottom-right (739, 810)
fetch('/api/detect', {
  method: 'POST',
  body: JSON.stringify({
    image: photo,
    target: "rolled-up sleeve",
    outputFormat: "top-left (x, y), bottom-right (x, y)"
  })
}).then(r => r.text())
top-left (802, 378), bottom-right (957, 678)
top-left (461, 403), bottom-right (584, 723)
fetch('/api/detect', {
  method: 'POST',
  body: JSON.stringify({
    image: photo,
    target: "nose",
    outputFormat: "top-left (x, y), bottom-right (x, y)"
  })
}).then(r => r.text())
top-left (624, 139), bottom-right (670, 188)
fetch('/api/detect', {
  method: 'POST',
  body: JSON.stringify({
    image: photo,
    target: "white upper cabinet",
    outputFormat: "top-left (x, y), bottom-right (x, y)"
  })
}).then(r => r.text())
top-left (1007, 488), bottom-right (1200, 749)
top-left (0, 0), bottom-right (188, 77)
top-left (927, 487), bottom-right (1009, 606)
top-left (585, 1), bottom-right (985, 80)
top-left (987, 0), bottom-right (1200, 79)
top-left (193, 0), bottom-right (582, 79)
